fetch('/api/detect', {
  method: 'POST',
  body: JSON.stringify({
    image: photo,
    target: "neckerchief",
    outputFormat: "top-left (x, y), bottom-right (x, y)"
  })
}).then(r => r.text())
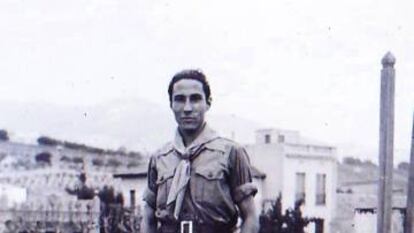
top-left (166, 124), bottom-right (219, 219)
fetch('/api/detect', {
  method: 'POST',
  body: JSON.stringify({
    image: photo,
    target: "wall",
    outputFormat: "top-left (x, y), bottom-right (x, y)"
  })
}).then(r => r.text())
top-left (354, 209), bottom-right (405, 233)
top-left (245, 143), bottom-right (284, 200)
top-left (283, 154), bottom-right (337, 233)
top-left (0, 184), bottom-right (26, 207)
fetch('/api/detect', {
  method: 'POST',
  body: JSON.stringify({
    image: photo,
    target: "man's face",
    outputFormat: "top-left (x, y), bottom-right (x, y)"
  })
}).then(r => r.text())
top-left (171, 79), bottom-right (210, 134)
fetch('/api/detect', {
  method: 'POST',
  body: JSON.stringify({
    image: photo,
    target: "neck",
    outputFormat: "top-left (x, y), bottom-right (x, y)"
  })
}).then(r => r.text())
top-left (179, 123), bottom-right (205, 147)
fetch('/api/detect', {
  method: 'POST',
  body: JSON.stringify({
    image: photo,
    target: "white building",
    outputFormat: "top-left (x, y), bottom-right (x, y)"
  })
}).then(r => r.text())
top-left (0, 183), bottom-right (27, 208)
top-left (113, 168), bottom-right (148, 210)
top-left (246, 128), bottom-right (338, 233)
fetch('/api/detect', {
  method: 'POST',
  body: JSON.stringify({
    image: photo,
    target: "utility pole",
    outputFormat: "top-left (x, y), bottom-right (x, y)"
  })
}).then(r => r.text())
top-left (377, 52), bottom-right (396, 233)
top-left (405, 113), bottom-right (414, 233)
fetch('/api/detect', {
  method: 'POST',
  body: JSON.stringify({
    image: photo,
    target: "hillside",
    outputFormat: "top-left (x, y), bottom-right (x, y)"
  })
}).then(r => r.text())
top-left (0, 99), bottom-right (262, 153)
top-left (333, 158), bottom-right (410, 233)
top-left (338, 159), bottom-right (409, 194)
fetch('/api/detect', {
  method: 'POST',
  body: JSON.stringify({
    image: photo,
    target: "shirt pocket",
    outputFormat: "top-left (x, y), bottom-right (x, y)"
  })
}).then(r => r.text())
top-left (156, 169), bottom-right (175, 208)
top-left (193, 167), bottom-right (225, 203)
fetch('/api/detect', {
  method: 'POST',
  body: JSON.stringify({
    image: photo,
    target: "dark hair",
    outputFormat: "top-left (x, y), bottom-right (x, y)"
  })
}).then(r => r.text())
top-left (168, 69), bottom-right (212, 106)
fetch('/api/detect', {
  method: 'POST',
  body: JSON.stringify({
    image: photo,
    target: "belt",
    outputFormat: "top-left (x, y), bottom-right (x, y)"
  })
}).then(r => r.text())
top-left (159, 220), bottom-right (234, 233)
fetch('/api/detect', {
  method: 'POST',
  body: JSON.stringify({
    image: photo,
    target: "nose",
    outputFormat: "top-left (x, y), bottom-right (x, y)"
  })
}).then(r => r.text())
top-left (183, 99), bottom-right (193, 112)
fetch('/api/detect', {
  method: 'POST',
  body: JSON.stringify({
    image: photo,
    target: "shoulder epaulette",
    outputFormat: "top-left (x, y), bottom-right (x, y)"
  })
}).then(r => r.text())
top-left (204, 137), bottom-right (237, 153)
top-left (154, 142), bottom-right (175, 157)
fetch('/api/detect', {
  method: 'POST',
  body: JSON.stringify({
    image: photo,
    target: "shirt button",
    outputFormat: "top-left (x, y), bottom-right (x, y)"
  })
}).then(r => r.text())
top-left (160, 176), bottom-right (164, 181)
top-left (208, 172), bottom-right (213, 178)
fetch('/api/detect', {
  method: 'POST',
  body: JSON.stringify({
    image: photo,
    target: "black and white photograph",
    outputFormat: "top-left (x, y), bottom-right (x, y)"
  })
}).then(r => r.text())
top-left (0, 0), bottom-right (413, 233)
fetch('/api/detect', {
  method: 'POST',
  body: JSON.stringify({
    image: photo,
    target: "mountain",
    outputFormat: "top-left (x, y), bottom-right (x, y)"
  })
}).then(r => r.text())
top-left (0, 99), bottom-right (262, 153)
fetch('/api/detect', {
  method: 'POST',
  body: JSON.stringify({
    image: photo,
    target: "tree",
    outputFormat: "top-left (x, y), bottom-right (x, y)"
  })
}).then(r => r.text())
top-left (342, 156), bottom-right (362, 165)
top-left (128, 151), bottom-right (143, 160)
top-left (63, 141), bottom-right (86, 150)
top-left (60, 155), bottom-right (71, 162)
top-left (92, 158), bottom-right (104, 166)
top-left (106, 158), bottom-right (122, 167)
top-left (72, 156), bottom-right (84, 164)
top-left (37, 136), bottom-right (59, 146)
top-left (87, 147), bottom-right (104, 154)
top-left (127, 161), bottom-right (140, 168)
top-left (98, 186), bottom-right (132, 233)
top-left (259, 194), bottom-right (312, 233)
top-left (35, 152), bottom-right (52, 165)
top-left (0, 130), bottom-right (9, 141)
top-left (397, 161), bottom-right (410, 171)
top-left (362, 159), bottom-right (377, 167)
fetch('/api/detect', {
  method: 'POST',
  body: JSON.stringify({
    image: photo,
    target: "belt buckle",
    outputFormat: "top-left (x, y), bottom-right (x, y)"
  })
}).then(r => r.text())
top-left (180, 220), bottom-right (193, 233)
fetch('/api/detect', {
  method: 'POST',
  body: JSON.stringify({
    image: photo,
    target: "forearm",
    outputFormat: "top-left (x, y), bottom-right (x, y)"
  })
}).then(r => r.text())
top-left (238, 196), bottom-right (259, 233)
top-left (240, 214), bottom-right (259, 233)
top-left (141, 219), bottom-right (157, 233)
top-left (141, 204), bottom-right (157, 233)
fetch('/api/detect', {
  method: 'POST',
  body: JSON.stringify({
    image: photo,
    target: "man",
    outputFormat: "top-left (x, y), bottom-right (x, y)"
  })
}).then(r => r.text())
top-left (142, 70), bottom-right (259, 233)
top-left (65, 172), bottom-right (95, 200)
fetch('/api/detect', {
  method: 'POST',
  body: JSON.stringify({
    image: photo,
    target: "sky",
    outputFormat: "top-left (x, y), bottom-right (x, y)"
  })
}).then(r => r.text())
top-left (0, 0), bottom-right (413, 162)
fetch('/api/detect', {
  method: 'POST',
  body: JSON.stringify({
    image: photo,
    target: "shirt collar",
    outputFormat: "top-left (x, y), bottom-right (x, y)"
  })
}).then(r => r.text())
top-left (173, 123), bottom-right (219, 155)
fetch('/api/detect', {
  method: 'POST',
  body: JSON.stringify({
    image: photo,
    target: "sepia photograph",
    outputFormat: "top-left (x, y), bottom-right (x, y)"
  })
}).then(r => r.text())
top-left (0, 0), bottom-right (413, 232)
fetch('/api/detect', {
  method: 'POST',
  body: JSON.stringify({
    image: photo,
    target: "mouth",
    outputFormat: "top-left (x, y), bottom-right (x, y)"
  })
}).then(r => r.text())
top-left (181, 117), bottom-right (195, 122)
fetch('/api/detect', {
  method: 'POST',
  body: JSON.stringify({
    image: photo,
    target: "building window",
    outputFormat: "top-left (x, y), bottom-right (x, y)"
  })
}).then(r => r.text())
top-left (265, 134), bottom-right (271, 144)
top-left (278, 135), bottom-right (285, 143)
top-left (316, 173), bottom-right (326, 205)
top-left (295, 172), bottom-right (306, 204)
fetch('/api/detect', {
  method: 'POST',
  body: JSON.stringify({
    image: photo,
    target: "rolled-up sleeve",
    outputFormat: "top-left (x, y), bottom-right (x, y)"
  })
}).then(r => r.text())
top-left (143, 155), bottom-right (157, 209)
top-left (228, 145), bottom-right (258, 203)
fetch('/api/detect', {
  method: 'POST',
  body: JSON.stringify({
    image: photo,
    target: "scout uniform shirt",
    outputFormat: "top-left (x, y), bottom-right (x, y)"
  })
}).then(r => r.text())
top-left (143, 125), bottom-right (257, 228)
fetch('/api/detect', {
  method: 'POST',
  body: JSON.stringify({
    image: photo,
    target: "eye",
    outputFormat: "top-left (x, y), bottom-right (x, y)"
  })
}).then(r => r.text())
top-left (173, 95), bottom-right (185, 103)
top-left (190, 94), bottom-right (203, 102)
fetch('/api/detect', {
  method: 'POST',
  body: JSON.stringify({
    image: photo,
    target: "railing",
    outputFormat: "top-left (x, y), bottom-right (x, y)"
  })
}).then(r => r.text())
top-left (0, 200), bottom-right (141, 233)
top-left (284, 143), bottom-right (335, 156)
top-left (0, 209), bottom-right (99, 233)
